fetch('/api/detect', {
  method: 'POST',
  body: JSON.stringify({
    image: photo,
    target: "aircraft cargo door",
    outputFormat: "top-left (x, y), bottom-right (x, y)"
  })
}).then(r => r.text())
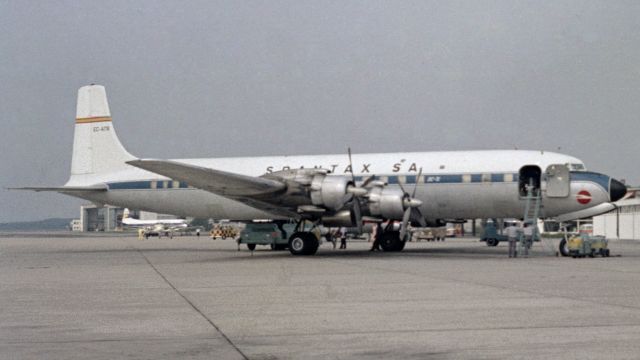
top-left (545, 164), bottom-right (570, 198)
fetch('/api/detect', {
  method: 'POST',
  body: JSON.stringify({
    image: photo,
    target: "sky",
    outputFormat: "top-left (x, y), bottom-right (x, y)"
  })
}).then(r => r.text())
top-left (1, 1), bottom-right (639, 222)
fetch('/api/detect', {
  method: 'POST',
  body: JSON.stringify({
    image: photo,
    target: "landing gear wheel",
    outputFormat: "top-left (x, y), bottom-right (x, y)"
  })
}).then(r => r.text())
top-left (380, 231), bottom-right (405, 252)
top-left (559, 238), bottom-right (570, 257)
top-left (247, 243), bottom-right (256, 251)
top-left (288, 232), bottom-right (319, 256)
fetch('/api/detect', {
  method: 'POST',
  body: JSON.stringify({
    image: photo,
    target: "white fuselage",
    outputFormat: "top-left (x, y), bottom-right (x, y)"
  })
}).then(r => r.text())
top-left (67, 150), bottom-right (613, 221)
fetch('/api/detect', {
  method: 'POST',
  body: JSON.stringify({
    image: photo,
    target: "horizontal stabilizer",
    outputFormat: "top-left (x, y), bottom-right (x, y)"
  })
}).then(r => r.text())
top-left (8, 185), bottom-right (108, 192)
top-left (126, 159), bottom-right (286, 197)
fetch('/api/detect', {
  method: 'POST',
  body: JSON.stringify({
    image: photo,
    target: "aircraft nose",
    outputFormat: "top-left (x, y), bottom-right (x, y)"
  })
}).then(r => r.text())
top-left (610, 178), bottom-right (627, 202)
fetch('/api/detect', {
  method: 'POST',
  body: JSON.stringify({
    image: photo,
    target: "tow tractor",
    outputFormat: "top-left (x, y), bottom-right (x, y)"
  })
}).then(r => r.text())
top-left (567, 234), bottom-right (610, 258)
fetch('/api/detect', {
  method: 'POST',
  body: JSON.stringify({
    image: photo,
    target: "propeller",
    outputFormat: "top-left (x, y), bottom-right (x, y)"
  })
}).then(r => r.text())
top-left (339, 148), bottom-right (375, 233)
top-left (398, 167), bottom-right (427, 240)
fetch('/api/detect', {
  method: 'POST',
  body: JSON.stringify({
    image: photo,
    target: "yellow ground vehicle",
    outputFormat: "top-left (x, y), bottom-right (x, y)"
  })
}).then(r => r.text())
top-left (210, 224), bottom-right (240, 240)
top-left (567, 234), bottom-right (610, 258)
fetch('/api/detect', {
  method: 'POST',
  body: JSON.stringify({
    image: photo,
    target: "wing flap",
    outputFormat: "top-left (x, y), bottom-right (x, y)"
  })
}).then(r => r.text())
top-left (126, 159), bottom-right (285, 196)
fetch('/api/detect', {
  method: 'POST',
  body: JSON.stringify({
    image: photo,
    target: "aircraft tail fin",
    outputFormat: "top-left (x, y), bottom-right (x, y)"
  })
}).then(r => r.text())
top-left (123, 208), bottom-right (130, 220)
top-left (68, 85), bottom-right (135, 183)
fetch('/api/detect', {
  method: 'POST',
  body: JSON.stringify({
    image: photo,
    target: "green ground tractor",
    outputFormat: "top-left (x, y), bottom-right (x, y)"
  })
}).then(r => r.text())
top-left (237, 223), bottom-right (295, 251)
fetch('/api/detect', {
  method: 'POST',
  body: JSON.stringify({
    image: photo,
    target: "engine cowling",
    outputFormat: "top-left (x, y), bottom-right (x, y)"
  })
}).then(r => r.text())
top-left (310, 174), bottom-right (353, 211)
top-left (366, 185), bottom-right (406, 219)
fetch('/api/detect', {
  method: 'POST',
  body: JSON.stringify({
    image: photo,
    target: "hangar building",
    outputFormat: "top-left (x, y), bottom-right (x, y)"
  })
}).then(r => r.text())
top-left (593, 188), bottom-right (640, 240)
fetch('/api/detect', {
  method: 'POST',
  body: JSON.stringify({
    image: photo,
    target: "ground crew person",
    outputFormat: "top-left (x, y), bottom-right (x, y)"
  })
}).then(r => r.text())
top-left (328, 229), bottom-right (337, 249)
top-left (138, 228), bottom-right (144, 241)
top-left (196, 228), bottom-right (200, 237)
top-left (339, 227), bottom-right (347, 249)
top-left (506, 223), bottom-right (519, 258)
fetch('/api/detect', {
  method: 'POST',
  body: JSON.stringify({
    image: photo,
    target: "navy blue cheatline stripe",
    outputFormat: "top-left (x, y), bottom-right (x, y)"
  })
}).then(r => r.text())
top-left (427, 174), bottom-right (463, 183)
top-left (107, 180), bottom-right (192, 190)
top-left (108, 181), bottom-right (151, 190)
top-left (570, 172), bottom-right (610, 191)
top-left (491, 174), bottom-right (504, 183)
top-left (107, 172), bottom-right (522, 190)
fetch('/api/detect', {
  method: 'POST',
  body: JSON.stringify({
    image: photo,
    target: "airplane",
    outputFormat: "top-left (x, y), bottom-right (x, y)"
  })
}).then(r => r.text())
top-left (120, 208), bottom-right (189, 238)
top-left (121, 208), bottom-right (188, 227)
top-left (13, 84), bottom-right (627, 255)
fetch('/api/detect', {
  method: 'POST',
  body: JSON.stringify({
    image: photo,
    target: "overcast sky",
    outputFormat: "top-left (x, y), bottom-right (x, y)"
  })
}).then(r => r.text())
top-left (2, 1), bottom-right (639, 222)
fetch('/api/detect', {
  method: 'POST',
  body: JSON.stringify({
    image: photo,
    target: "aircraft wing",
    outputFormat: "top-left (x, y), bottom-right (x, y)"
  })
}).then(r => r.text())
top-left (8, 185), bottom-right (108, 192)
top-left (126, 159), bottom-right (298, 218)
top-left (127, 159), bottom-right (285, 196)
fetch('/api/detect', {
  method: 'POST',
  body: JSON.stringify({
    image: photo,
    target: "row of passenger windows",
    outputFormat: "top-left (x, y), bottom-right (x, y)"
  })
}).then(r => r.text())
top-left (355, 173), bottom-right (517, 184)
top-left (150, 180), bottom-right (182, 189)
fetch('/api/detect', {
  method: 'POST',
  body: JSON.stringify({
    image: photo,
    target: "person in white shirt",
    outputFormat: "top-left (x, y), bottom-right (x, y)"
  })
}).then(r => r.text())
top-left (506, 223), bottom-right (520, 258)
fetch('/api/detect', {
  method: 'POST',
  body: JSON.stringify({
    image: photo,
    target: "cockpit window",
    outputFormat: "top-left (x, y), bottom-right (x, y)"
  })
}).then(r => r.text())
top-left (566, 163), bottom-right (586, 171)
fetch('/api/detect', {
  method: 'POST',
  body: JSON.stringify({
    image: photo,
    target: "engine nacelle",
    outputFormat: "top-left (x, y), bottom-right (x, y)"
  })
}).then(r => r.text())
top-left (321, 210), bottom-right (356, 227)
top-left (310, 174), bottom-right (353, 211)
top-left (367, 186), bottom-right (406, 219)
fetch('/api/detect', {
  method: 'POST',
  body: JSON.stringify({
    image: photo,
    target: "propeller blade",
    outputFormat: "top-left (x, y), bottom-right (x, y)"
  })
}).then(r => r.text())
top-left (400, 207), bottom-right (411, 240)
top-left (352, 198), bottom-right (363, 233)
top-left (412, 167), bottom-right (423, 198)
top-left (339, 192), bottom-right (354, 209)
top-left (347, 147), bottom-right (355, 182)
top-left (410, 207), bottom-right (427, 228)
top-left (360, 175), bottom-right (376, 188)
top-left (397, 179), bottom-right (407, 195)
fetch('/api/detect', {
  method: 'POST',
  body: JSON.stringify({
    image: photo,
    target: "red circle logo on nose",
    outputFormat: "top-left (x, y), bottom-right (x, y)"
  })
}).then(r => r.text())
top-left (577, 190), bottom-right (592, 205)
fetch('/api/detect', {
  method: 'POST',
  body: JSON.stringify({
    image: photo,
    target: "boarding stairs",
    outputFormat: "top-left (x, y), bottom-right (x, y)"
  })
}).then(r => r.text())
top-left (518, 180), bottom-right (542, 255)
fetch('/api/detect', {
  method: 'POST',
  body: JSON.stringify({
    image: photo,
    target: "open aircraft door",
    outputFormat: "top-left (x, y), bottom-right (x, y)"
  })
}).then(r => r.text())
top-left (545, 164), bottom-right (570, 198)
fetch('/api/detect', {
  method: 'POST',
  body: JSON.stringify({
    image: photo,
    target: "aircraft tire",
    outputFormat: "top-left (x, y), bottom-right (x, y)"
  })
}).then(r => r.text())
top-left (247, 243), bottom-right (256, 251)
top-left (380, 231), bottom-right (404, 252)
top-left (559, 238), bottom-right (570, 257)
top-left (288, 232), bottom-right (319, 256)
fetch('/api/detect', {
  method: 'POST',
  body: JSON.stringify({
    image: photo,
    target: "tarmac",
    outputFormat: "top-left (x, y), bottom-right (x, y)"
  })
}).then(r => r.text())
top-left (2, 234), bottom-right (640, 359)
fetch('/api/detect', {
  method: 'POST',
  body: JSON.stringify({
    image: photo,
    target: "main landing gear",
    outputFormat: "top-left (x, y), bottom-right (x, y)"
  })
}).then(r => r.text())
top-left (286, 221), bottom-right (408, 256)
top-left (379, 231), bottom-right (406, 252)
top-left (288, 232), bottom-right (319, 256)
